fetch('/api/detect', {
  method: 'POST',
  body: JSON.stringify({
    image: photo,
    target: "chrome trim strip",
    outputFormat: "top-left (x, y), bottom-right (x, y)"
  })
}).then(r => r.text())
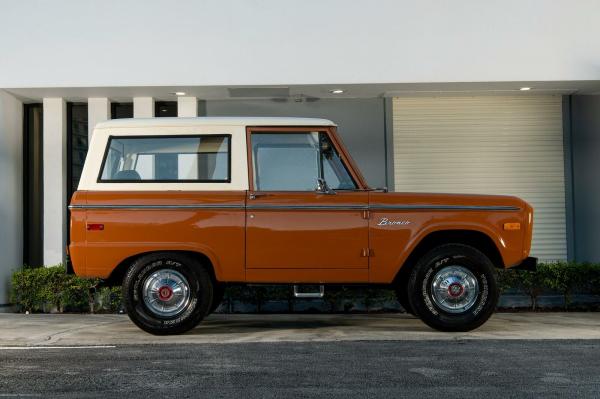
top-left (369, 205), bottom-right (520, 211)
top-left (247, 204), bottom-right (367, 211)
top-left (68, 204), bottom-right (243, 210)
top-left (69, 204), bottom-right (520, 211)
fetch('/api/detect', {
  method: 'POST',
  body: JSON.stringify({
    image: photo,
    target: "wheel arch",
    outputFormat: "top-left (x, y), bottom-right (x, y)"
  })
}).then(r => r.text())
top-left (392, 229), bottom-right (504, 287)
top-left (104, 250), bottom-right (218, 287)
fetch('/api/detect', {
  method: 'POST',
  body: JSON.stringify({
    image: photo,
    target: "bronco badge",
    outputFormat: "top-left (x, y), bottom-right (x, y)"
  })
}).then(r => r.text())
top-left (377, 217), bottom-right (411, 226)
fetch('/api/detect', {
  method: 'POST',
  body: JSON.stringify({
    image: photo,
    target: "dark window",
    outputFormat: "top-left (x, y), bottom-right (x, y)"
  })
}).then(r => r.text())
top-left (67, 103), bottom-right (88, 197)
top-left (23, 103), bottom-right (43, 267)
top-left (111, 103), bottom-right (133, 119)
top-left (251, 132), bottom-right (356, 191)
top-left (99, 135), bottom-right (231, 182)
top-left (155, 101), bottom-right (177, 117)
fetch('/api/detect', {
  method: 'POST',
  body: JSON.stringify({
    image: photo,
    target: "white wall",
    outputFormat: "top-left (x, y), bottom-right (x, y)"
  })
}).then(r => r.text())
top-left (1, 0), bottom-right (599, 88)
top-left (0, 90), bottom-right (23, 305)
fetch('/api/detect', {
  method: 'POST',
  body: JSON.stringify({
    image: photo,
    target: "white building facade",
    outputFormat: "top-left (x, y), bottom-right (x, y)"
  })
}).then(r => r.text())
top-left (1, 0), bottom-right (600, 305)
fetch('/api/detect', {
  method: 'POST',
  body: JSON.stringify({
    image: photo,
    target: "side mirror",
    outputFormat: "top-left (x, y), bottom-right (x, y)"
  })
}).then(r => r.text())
top-left (316, 178), bottom-right (336, 195)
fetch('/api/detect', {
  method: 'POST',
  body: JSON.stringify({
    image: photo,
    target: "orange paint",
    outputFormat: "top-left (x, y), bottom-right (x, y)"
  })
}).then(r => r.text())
top-left (69, 125), bottom-right (533, 285)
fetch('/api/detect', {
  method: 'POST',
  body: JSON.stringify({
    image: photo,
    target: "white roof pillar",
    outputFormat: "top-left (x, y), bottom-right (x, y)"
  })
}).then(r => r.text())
top-left (42, 97), bottom-right (67, 266)
top-left (87, 97), bottom-right (110, 141)
top-left (0, 90), bottom-right (23, 303)
top-left (177, 96), bottom-right (198, 117)
top-left (133, 97), bottom-right (154, 118)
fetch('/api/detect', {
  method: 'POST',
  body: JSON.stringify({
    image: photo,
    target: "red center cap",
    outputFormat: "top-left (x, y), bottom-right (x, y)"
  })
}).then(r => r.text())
top-left (448, 282), bottom-right (464, 297)
top-left (158, 286), bottom-right (173, 301)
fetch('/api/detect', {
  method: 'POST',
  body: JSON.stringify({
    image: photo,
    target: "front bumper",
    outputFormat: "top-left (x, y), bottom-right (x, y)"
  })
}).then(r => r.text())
top-left (511, 256), bottom-right (538, 271)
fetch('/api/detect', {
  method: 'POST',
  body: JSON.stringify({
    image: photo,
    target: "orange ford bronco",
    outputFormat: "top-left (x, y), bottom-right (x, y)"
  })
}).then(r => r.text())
top-left (68, 117), bottom-right (536, 334)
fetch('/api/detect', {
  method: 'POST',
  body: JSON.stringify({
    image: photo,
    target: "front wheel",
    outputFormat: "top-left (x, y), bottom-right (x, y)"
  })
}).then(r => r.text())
top-left (407, 244), bottom-right (498, 332)
top-left (122, 252), bottom-right (213, 335)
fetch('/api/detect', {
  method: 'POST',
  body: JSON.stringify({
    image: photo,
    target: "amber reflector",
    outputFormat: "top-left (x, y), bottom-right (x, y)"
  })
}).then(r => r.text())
top-left (503, 222), bottom-right (521, 231)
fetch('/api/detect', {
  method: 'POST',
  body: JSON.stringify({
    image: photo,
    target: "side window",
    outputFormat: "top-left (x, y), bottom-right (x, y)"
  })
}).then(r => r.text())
top-left (99, 135), bottom-right (230, 182)
top-left (251, 132), bottom-right (356, 191)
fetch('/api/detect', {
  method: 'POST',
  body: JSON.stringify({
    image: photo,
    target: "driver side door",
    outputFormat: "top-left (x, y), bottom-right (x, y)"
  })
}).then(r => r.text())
top-left (245, 127), bottom-right (369, 283)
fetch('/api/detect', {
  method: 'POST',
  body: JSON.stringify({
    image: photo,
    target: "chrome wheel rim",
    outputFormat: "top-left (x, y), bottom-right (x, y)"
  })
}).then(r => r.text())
top-left (430, 265), bottom-right (479, 314)
top-left (142, 269), bottom-right (191, 318)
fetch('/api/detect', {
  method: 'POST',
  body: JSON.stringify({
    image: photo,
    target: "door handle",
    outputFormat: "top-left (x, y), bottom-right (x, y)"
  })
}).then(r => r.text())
top-left (248, 192), bottom-right (268, 200)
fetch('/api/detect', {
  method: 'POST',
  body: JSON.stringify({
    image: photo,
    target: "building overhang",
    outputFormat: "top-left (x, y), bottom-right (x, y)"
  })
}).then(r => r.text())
top-left (5, 81), bottom-right (600, 104)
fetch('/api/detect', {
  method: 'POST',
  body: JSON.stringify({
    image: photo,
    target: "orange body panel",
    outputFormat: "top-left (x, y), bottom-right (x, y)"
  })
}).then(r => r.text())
top-left (69, 125), bottom-right (533, 285)
top-left (246, 192), bottom-right (369, 270)
top-left (70, 191), bottom-right (246, 281)
top-left (367, 192), bottom-right (528, 283)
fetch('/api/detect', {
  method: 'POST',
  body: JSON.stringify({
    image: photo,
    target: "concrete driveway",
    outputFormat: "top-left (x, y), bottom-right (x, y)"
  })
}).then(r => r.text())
top-left (1, 312), bottom-right (600, 346)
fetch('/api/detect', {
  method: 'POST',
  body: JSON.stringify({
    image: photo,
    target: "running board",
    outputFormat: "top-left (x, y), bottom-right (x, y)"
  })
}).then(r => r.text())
top-left (293, 285), bottom-right (325, 298)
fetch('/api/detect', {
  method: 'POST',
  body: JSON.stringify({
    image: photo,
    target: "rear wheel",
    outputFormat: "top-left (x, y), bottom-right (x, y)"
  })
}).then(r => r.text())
top-left (407, 244), bottom-right (498, 332)
top-left (122, 252), bottom-right (213, 335)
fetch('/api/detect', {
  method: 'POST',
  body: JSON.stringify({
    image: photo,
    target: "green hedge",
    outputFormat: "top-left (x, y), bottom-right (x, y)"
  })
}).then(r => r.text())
top-left (10, 262), bottom-right (600, 313)
top-left (497, 261), bottom-right (600, 310)
top-left (10, 265), bottom-right (121, 313)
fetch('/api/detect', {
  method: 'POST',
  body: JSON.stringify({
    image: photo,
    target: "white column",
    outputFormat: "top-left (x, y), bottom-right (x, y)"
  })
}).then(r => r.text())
top-left (133, 97), bottom-right (154, 118)
top-left (88, 98), bottom-right (110, 142)
top-left (42, 98), bottom-right (67, 266)
top-left (177, 96), bottom-right (198, 117)
top-left (0, 90), bottom-right (23, 304)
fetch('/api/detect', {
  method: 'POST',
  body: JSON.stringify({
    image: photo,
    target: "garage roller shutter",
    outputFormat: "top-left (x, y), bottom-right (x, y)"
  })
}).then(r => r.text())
top-left (392, 96), bottom-right (566, 261)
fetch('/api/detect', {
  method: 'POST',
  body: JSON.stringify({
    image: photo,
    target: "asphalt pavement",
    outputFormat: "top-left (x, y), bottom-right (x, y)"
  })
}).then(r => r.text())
top-left (1, 340), bottom-right (600, 398)
top-left (1, 313), bottom-right (600, 398)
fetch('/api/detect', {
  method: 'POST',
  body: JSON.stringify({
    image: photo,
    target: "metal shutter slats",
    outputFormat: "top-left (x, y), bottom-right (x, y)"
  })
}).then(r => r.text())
top-left (392, 96), bottom-right (566, 261)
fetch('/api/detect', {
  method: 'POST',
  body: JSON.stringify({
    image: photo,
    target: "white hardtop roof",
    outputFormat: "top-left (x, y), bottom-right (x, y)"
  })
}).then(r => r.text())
top-left (95, 117), bottom-right (336, 130)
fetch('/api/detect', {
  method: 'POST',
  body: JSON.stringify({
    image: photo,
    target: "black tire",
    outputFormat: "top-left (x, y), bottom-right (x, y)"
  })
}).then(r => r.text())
top-left (122, 252), bottom-right (213, 335)
top-left (207, 283), bottom-right (225, 315)
top-left (395, 282), bottom-right (417, 316)
top-left (407, 244), bottom-right (498, 332)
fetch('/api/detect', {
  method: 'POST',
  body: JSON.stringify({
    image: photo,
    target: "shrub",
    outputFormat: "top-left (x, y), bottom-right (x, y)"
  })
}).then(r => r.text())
top-left (498, 262), bottom-right (600, 310)
top-left (10, 267), bottom-right (47, 313)
top-left (542, 262), bottom-right (581, 309)
top-left (95, 286), bottom-right (123, 313)
top-left (10, 262), bottom-right (600, 314)
top-left (11, 265), bottom-right (101, 313)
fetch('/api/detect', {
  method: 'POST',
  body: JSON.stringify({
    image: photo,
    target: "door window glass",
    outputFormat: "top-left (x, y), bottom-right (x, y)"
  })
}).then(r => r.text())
top-left (100, 135), bottom-right (230, 182)
top-left (251, 132), bottom-right (356, 191)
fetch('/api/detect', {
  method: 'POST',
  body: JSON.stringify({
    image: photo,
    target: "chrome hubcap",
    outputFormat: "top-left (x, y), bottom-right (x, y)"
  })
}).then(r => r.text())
top-left (430, 265), bottom-right (479, 313)
top-left (142, 269), bottom-right (191, 317)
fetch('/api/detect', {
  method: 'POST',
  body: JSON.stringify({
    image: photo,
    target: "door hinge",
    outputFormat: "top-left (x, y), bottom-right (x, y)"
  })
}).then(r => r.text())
top-left (362, 210), bottom-right (370, 220)
top-left (361, 248), bottom-right (373, 257)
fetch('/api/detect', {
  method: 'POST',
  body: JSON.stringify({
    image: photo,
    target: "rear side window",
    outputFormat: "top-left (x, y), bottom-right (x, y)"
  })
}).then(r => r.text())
top-left (99, 135), bottom-right (231, 182)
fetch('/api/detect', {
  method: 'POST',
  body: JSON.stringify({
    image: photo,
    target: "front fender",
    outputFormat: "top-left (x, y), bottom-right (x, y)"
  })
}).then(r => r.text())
top-left (369, 210), bottom-right (524, 283)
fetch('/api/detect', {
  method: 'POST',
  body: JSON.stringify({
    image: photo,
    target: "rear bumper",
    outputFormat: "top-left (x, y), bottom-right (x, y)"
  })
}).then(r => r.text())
top-left (511, 256), bottom-right (538, 271)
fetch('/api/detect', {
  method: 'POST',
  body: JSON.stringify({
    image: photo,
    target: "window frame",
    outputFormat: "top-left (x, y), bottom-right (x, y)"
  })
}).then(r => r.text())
top-left (246, 127), bottom-right (361, 192)
top-left (97, 134), bottom-right (232, 183)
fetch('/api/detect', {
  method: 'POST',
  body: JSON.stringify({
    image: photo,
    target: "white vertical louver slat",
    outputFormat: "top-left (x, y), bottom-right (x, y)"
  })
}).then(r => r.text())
top-left (392, 96), bottom-right (566, 261)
